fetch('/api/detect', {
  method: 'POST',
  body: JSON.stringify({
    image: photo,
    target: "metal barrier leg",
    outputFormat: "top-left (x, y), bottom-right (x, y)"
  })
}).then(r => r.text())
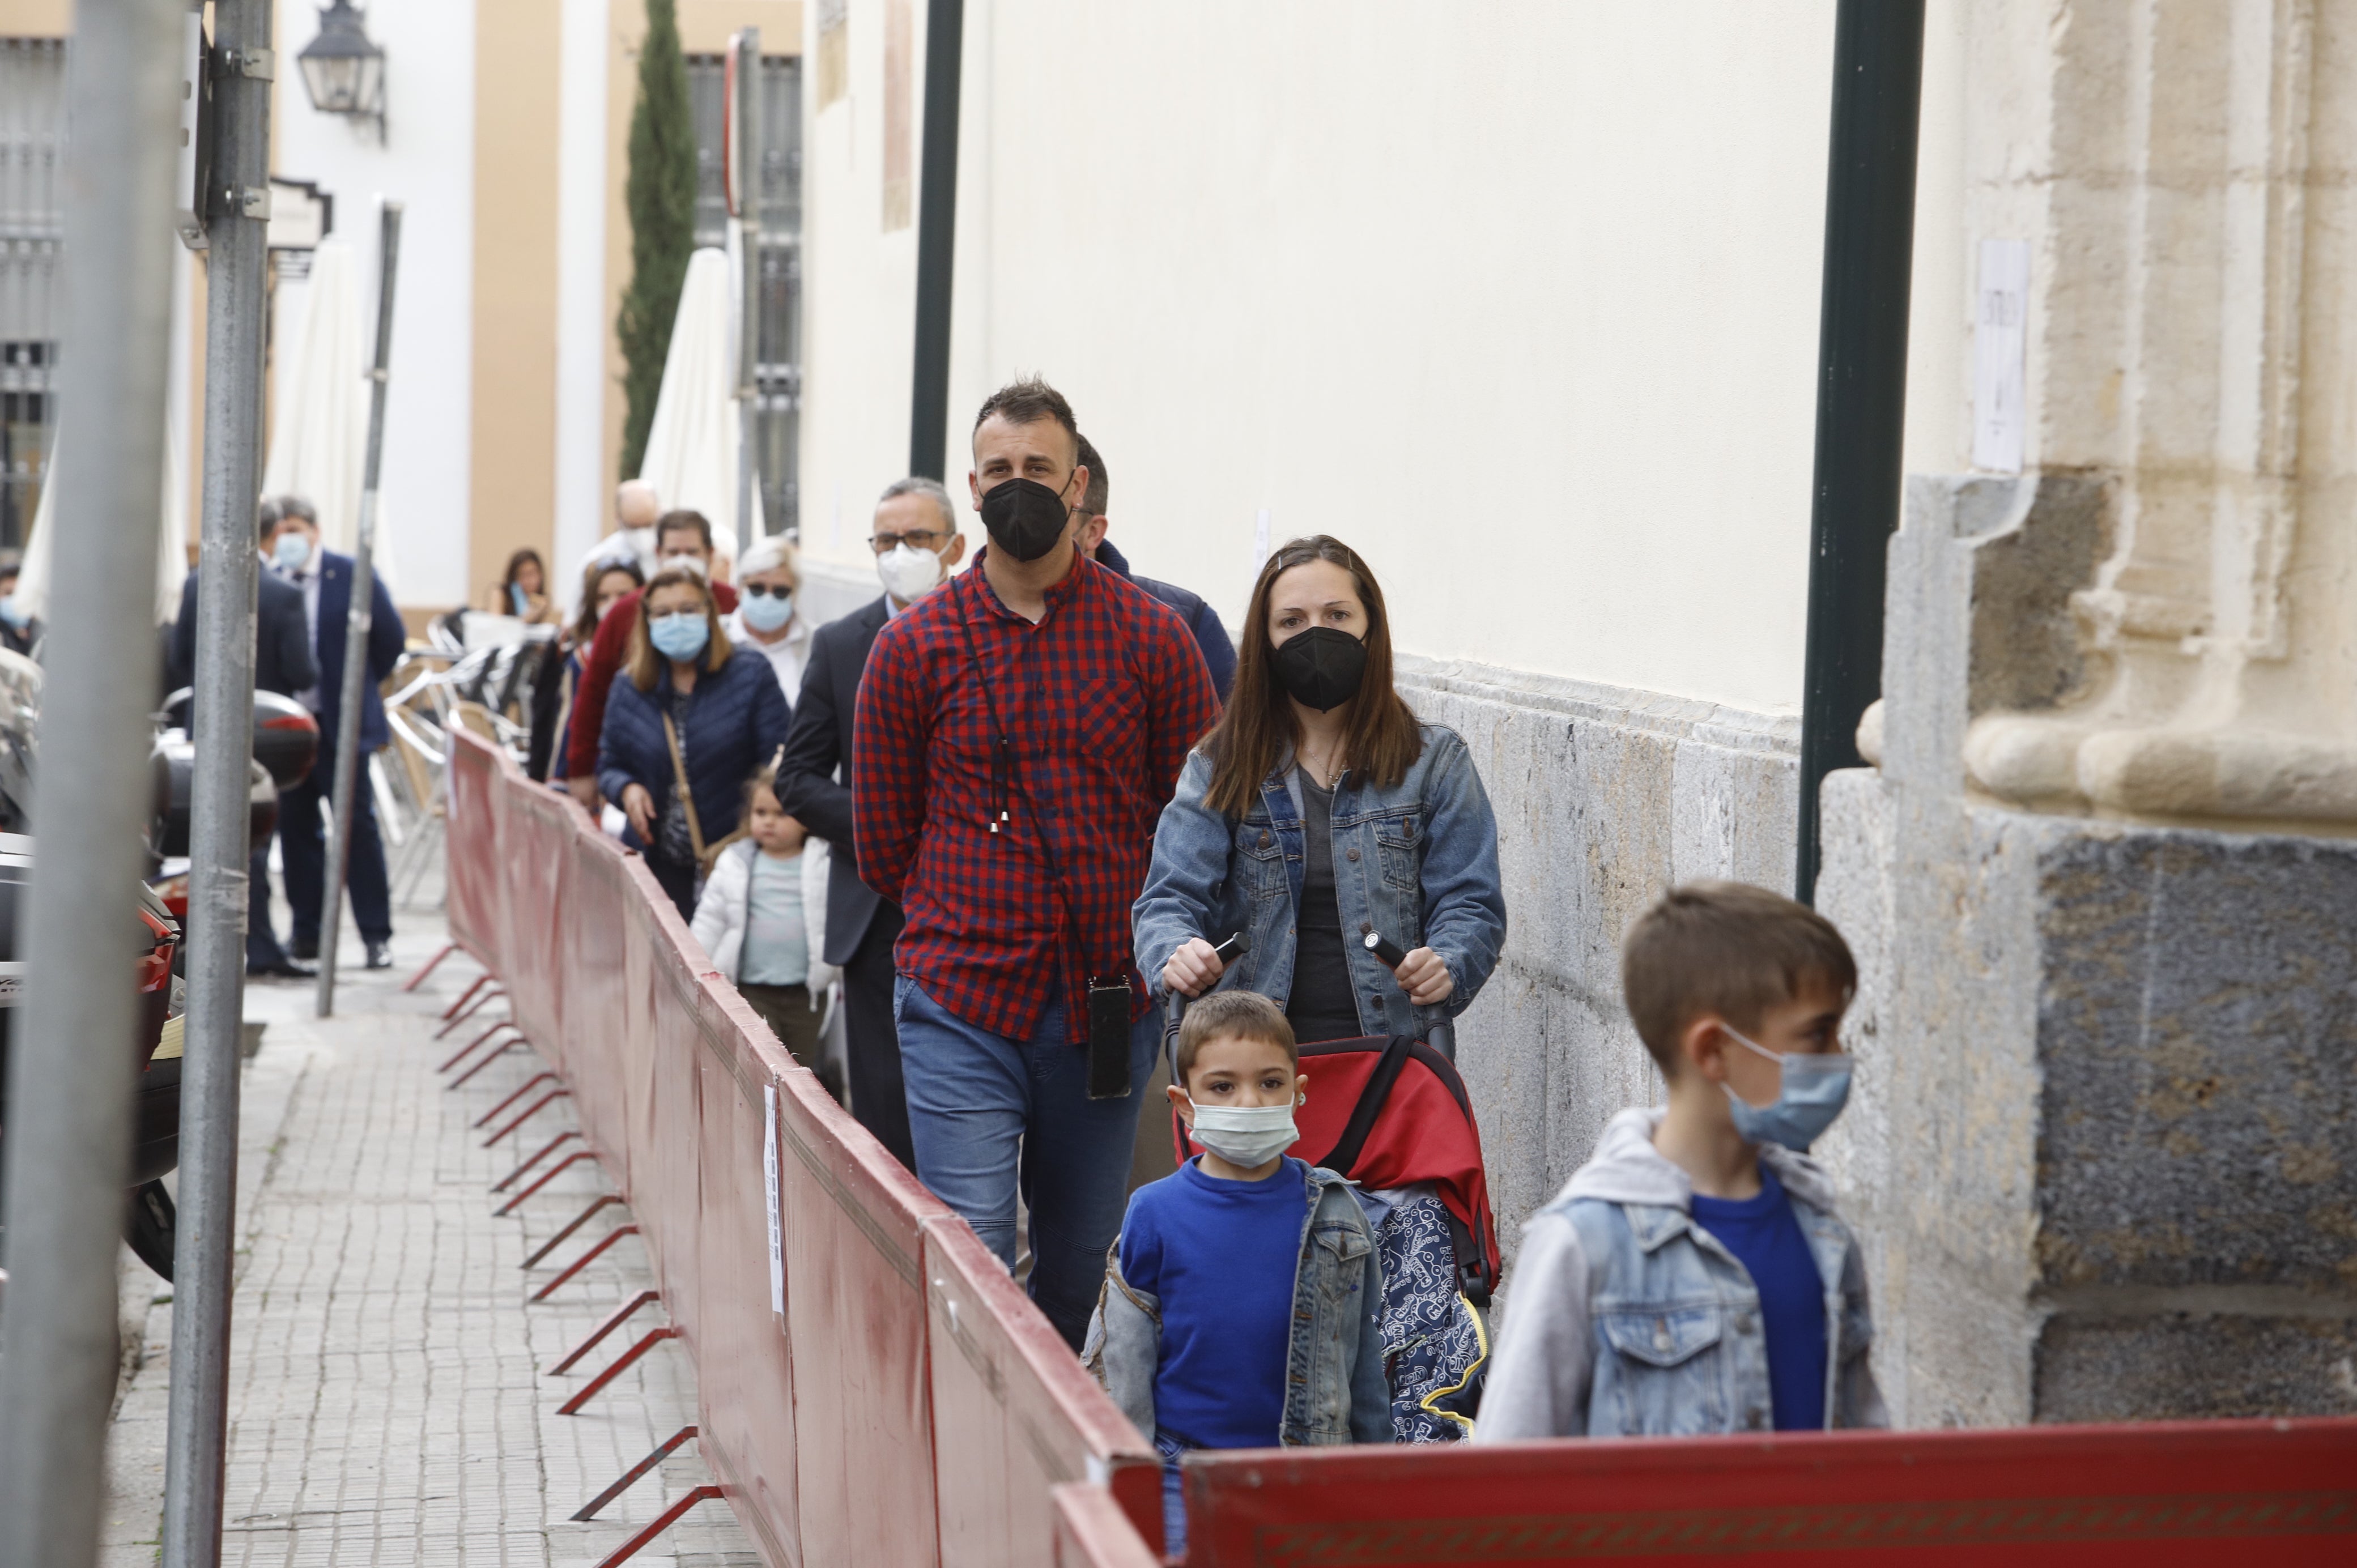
top-left (515, 1188), bottom-right (620, 1254)
top-left (439, 1019), bottom-right (518, 1075)
top-left (438, 971), bottom-right (493, 1020)
top-left (556, 1326), bottom-right (679, 1416)
top-left (571, 1424), bottom-right (696, 1519)
top-left (499, 1156), bottom-right (604, 1222)
top-left (483, 1088), bottom-right (571, 1148)
top-left (474, 1071), bottom-right (560, 1128)
top-left (548, 1289), bottom-right (661, 1375)
top-left (403, 942), bottom-right (458, 991)
top-left (433, 987), bottom-right (506, 1039)
top-left (588, 1483), bottom-right (722, 1568)
top-left (449, 1041), bottom-right (526, 1090)
top-left (530, 1224), bottom-right (639, 1302)
top-left (492, 1130), bottom-right (580, 1194)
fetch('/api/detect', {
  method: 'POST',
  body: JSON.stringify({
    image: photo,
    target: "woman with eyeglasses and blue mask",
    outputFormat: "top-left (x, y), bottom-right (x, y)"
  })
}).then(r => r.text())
top-left (597, 565), bottom-right (792, 918)
top-left (720, 534), bottom-right (809, 710)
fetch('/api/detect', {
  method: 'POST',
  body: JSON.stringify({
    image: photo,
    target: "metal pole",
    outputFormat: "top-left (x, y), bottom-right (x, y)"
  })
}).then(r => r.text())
top-left (907, 0), bottom-right (964, 480)
top-left (0, 0), bottom-right (185, 1560)
top-left (160, 0), bottom-right (272, 1557)
top-left (1795, 0), bottom-right (1925, 904)
top-left (735, 27), bottom-right (763, 547)
top-left (315, 203), bottom-right (403, 1019)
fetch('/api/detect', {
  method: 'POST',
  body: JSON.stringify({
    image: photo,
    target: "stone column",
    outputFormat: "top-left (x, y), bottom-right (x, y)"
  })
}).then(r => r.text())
top-left (1816, 0), bottom-right (2357, 1427)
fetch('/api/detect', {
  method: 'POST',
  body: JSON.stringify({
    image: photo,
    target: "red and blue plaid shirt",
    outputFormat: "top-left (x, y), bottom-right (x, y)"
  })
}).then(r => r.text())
top-left (852, 551), bottom-right (1220, 1043)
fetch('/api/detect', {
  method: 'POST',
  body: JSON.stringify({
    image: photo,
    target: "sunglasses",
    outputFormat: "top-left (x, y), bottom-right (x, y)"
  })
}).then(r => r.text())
top-left (742, 582), bottom-right (795, 599)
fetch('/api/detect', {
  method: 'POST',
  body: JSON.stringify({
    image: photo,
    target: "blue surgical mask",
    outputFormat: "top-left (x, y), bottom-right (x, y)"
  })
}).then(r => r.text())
top-left (738, 587), bottom-right (793, 633)
top-left (273, 531), bottom-right (313, 572)
top-left (0, 595), bottom-right (25, 630)
top-left (648, 611), bottom-right (710, 663)
top-left (1721, 1026), bottom-right (1852, 1152)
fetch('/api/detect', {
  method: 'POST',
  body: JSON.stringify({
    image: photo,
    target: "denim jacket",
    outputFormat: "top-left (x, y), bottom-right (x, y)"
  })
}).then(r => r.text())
top-left (1083, 1161), bottom-right (1392, 1447)
top-left (1133, 723), bottom-right (1507, 1039)
top-left (1475, 1108), bottom-right (1887, 1441)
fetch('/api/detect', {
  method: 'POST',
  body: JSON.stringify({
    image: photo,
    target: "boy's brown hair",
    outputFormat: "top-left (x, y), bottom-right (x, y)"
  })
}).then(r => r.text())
top-left (1174, 991), bottom-right (1297, 1091)
top-left (1620, 881), bottom-right (1857, 1077)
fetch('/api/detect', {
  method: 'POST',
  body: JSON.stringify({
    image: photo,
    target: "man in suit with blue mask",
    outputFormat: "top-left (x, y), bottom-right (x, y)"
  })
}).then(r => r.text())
top-left (267, 496), bottom-right (407, 969)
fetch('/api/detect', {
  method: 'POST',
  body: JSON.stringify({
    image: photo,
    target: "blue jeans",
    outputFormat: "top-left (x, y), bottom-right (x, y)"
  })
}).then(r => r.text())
top-left (894, 975), bottom-right (1158, 1349)
top-left (1155, 1430), bottom-right (1192, 1558)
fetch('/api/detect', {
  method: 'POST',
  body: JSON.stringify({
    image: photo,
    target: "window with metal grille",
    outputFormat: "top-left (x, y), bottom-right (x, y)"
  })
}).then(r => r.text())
top-left (686, 53), bottom-right (802, 540)
top-left (0, 39), bottom-right (65, 551)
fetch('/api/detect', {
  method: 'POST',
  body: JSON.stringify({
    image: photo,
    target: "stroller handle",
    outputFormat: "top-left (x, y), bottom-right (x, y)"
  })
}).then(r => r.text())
top-left (1363, 931), bottom-right (1457, 1064)
top-left (1162, 932), bottom-right (1250, 1039)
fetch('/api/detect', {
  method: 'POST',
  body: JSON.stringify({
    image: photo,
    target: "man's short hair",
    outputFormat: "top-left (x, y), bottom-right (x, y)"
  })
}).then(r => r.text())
top-left (274, 495), bottom-right (318, 528)
top-left (1075, 434), bottom-right (1108, 517)
top-left (1174, 990), bottom-right (1297, 1090)
top-left (256, 498), bottom-right (282, 544)
top-left (654, 509), bottom-right (713, 552)
top-left (877, 476), bottom-right (958, 534)
top-left (971, 377), bottom-right (1078, 454)
top-left (1620, 881), bottom-right (1858, 1078)
top-left (737, 535), bottom-right (796, 580)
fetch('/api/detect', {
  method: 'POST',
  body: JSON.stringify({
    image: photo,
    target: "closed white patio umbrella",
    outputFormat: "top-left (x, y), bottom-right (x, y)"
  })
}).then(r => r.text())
top-left (637, 245), bottom-right (758, 561)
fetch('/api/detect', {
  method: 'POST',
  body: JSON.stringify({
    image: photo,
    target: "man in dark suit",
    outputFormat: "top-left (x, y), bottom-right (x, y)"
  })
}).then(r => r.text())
top-left (171, 501), bottom-right (321, 978)
top-left (776, 477), bottom-right (967, 1170)
top-left (266, 496), bottom-right (406, 970)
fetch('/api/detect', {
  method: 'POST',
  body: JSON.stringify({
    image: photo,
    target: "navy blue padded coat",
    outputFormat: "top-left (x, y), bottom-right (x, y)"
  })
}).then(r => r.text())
top-left (598, 645), bottom-right (793, 852)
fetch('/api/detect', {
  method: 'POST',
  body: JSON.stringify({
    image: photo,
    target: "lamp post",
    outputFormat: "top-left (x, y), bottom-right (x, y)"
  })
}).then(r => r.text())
top-left (295, 0), bottom-right (385, 142)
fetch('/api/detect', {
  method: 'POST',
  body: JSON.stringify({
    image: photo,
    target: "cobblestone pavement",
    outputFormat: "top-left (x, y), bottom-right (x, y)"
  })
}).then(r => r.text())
top-left (101, 907), bottom-right (757, 1567)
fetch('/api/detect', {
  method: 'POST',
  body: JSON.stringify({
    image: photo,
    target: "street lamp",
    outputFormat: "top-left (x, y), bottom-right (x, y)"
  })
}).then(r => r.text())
top-left (296, 0), bottom-right (385, 140)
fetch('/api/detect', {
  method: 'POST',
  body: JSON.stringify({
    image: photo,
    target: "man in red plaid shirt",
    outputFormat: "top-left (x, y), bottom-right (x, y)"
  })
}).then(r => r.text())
top-left (854, 378), bottom-right (1220, 1347)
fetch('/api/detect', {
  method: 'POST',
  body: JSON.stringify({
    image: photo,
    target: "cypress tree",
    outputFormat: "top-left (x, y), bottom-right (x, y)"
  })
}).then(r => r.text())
top-left (617, 0), bottom-right (697, 482)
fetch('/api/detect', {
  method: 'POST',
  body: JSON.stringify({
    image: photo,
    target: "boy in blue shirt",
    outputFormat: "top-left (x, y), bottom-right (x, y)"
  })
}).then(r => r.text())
top-left (1478, 881), bottom-right (1886, 1440)
top-left (1084, 991), bottom-right (1388, 1555)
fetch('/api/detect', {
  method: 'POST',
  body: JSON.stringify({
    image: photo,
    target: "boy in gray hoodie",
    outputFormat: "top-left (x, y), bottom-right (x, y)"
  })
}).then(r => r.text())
top-left (1477, 881), bottom-right (1885, 1440)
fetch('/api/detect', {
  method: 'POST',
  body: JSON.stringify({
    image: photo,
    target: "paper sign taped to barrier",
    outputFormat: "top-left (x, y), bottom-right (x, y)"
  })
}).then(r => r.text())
top-left (764, 1082), bottom-right (785, 1316)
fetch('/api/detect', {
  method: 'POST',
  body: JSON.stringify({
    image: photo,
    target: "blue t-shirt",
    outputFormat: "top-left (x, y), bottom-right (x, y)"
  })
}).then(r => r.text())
top-left (1688, 1164), bottom-right (1827, 1431)
top-left (1117, 1155), bottom-right (1309, 1450)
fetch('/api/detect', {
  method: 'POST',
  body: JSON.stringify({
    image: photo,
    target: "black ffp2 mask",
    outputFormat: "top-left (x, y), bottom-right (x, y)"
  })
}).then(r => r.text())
top-left (1270, 626), bottom-right (1368, 712)
top-left (978, 476), bottom-right (1073, 563)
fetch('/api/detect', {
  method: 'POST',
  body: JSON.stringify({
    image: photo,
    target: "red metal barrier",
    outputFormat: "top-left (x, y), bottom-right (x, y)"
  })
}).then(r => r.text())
top-left (443, 730), bottom-right (1156, 1567)
top-left (443, 728), bottom-right (2357, 1568)
top-left (1177, 1420), bottom-right (2357, 1566)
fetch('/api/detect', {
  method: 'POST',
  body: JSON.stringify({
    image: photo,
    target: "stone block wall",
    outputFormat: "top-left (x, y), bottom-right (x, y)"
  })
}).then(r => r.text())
top-left (1819, 766), bottom-right (2357, 1426)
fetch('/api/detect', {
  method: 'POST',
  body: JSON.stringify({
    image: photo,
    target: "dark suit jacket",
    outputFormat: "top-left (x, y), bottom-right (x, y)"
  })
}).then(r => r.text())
top-left (778, 593), bottom-right (892, 965)
top-left (169, 563), bottom-right (318, 698)
top-left (303, 549), bottom-right (405, 756)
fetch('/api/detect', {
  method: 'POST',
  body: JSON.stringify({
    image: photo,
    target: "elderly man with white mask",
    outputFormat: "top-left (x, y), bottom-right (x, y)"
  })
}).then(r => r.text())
top-left (580, 478), bottom-right (665, 581)
top-left (724, 534), bottom-right (810, 708)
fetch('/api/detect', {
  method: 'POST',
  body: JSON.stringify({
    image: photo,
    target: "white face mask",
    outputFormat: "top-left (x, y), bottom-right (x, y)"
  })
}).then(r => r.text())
top-left (877, 542), bottom-right (947, 603)
top-left (1185, 1098), bottom-right (1299, 1169)
top-left (660, 551), bottom-right (709, 580)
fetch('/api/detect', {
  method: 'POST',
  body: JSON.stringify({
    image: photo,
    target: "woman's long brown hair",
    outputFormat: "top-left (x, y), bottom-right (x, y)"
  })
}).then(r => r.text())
top-left (1200, 535), bottom-right (1423, 818)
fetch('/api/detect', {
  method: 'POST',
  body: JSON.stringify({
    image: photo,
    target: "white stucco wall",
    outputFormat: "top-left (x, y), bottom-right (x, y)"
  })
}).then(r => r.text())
top-left (802, 2), bottom-right (1991, 713)
top-left (271, 0), bottom-right (476, 610)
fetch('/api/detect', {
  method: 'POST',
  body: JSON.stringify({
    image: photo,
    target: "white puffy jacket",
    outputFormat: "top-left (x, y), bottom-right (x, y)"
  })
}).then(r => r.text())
top-left (690, 837), bottom-right (839, 995)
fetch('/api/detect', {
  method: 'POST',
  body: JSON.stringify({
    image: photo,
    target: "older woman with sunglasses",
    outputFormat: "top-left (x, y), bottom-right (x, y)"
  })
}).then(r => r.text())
top-left (723, 534), bottom-right (811, 710)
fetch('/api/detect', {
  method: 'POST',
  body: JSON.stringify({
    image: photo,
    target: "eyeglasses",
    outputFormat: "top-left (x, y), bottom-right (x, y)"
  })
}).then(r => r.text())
top-left (742, 581), bottom-right (794, 599)
top-left (869, 530), bottom-right (949, 555)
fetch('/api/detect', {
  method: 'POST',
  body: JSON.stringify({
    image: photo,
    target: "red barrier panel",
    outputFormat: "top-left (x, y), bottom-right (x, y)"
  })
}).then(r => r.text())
top-left (1178, 1420), bottom-right (2357, 1566)
top-left (1052, 1485), bottom-right (1161, 1568)
top-left (924, 1217), bottom-right (1159, 1565)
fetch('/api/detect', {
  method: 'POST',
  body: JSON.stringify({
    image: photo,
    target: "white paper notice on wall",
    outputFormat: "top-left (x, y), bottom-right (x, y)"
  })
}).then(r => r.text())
top-left (764, 1082), bottom-right (784, 1317)
top-left (1972, 239), bottom-right (2030, 474)
top-left (1253, 508), bottom-right (1271, 571)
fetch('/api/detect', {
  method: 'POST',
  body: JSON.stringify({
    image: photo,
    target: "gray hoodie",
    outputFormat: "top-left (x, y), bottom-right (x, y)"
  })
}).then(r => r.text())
top-left (1475, 1107), bottom-right (1886, 1441)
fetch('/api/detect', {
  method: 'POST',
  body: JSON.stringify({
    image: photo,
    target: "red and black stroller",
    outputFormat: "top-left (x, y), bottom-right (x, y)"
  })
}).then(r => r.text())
top-left (1165, 932), bottom-right (1501, 1442)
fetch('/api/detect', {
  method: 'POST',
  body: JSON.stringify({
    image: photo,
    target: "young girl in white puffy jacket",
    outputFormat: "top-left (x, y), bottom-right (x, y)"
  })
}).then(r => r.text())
top-left (691, 761), bottom-right (842, 1101)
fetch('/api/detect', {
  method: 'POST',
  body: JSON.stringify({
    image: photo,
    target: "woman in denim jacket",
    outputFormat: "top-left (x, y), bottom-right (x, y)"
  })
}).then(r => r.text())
top-left (1135, 536), bottom-right (1505, 1042)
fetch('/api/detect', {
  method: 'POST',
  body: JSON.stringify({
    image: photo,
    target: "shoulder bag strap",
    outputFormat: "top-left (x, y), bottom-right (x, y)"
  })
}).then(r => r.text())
top-left (660, 709), bottom-right (707, 863)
